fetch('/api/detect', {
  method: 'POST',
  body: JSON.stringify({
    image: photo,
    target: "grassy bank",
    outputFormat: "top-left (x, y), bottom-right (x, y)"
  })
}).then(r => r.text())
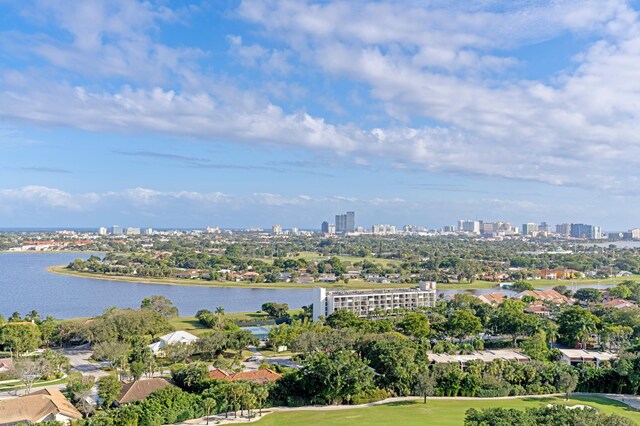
top-left (247, 396), bottom-right (640, 426)
top-left (47, 265), bottom-right (414, 290)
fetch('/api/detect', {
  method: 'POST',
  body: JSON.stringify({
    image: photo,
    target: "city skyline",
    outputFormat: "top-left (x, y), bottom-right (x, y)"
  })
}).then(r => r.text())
top-left (2, 1), bottom-right (640, 228)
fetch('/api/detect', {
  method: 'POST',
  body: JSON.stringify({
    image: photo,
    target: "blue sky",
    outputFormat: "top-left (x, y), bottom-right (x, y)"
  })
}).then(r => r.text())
top-left (0, 0), bottom-right (639, 230)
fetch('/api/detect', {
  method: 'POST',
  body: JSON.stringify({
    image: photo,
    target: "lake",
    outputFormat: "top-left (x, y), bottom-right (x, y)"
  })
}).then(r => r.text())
top-left (0, 252), bottom-right (613, 319)
top-left (0, 253), bottom-right (313, 319)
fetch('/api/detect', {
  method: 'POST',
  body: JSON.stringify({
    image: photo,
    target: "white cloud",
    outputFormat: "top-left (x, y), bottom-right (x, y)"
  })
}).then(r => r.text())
top-left (0, 185), bottom-right (99, 211)
top-left (2, 0), bottom-right (640, 195)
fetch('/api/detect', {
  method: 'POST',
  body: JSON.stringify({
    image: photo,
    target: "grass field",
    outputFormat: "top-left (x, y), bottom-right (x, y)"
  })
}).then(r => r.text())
top-left (246, 396), bottom-right (640, 426)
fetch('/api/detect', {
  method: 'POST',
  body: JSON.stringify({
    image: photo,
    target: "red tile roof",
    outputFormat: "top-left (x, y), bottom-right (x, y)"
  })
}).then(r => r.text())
top-left (209, 368), bottom-right (281, 383)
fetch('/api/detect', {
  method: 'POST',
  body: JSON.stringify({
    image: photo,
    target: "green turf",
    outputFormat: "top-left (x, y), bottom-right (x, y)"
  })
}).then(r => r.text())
top-left (244, 396), bottom-right (640, 426)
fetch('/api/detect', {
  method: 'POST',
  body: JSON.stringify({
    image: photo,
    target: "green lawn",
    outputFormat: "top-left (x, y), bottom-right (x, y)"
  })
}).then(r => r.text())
top-left (246, 396), bottom-right (640, 426)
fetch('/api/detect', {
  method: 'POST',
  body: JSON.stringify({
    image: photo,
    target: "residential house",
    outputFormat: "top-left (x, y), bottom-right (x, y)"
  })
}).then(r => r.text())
top-left (294, 276), bottom-right (314, 284)
top-left (514, 289), bottom-right (573, 305)
top-left (475, 292), bottom-right (507, 305)
top-left (148, 331), bottom-right (199, 356)
top-left (318, 273), bottom-right (337, 283)
top-left (428, 350), bottom-right (530, 368)
top-left (525, 304), bottom-right (551, 317)
top-left (603, 299), bottom-right (638, 309)
top-left (343, 270), bottom-right (362, 279)
top-left (116, 378), bottom-right (173, 405)
top-left (0, 388), bottom-right (82, 425)
top-left (277, 272), bottom-right (292, 282)
top-left (209, 368), bottom-right (282, 384)
top-left (558, 349), bottom-right (617, 367)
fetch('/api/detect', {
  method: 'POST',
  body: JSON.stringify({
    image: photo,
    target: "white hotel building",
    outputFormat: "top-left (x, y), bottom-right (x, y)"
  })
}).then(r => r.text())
top-left (312, 281), bottom-right (437, 321)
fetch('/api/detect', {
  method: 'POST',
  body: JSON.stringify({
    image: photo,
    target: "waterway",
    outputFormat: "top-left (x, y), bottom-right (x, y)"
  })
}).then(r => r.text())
top-left (0, 252), bottom-right (615, 319)
top-left (0, 253), bottom-right (312, 319)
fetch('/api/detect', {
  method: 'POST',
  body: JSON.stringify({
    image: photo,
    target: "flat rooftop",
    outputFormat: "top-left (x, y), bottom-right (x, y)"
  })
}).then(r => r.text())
top-left (324, 287), bottom-right (436, 296)
top-left (558, 349), bottom-right (617, 361)
top-left (428, 349), bottom-right (530, 364)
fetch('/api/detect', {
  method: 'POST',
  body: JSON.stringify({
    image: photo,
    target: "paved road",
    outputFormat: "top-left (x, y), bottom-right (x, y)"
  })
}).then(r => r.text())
top-left (62, 344), bottom-right (109, 378)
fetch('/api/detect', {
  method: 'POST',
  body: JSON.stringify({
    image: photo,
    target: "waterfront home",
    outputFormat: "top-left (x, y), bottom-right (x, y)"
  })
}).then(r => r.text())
top-left (514, 289), bottom-right (573, 305)
top-left (475, 292), bottom-right (507, 305)
top-left (0, 388), bottom-right (82, 425)
top-left (148, 330), bottom-right (199, 356)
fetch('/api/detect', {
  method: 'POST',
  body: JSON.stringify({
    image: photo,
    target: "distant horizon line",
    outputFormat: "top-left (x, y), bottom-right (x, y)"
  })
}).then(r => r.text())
top-left (0, 226), bottom-right (631, 234)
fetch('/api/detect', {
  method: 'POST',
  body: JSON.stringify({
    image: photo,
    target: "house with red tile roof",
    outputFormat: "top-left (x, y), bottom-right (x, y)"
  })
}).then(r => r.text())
top-left (0, 388), bottom-right (82, 425)
top-left (603, 299), bottom-right (637, 309)
top-left (209, 368), bottom-right (282, 384)
top-left (475, 292), bottom-right (507, 305)
top-left (514, 289), bottom-right (573, 304)
top-left (116, 378), bottom-right (173, 404)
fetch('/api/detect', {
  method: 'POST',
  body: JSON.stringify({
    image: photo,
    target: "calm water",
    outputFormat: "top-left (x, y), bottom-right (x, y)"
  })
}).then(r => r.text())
top-left (0, 253), bottom-right (614, 319)
top-left (0, 253), bottom-right (313, 319)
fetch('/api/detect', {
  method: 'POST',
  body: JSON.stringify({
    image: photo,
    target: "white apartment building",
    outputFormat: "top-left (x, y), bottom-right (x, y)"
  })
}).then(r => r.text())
top-left (312, 281), bottom-right (437, 321)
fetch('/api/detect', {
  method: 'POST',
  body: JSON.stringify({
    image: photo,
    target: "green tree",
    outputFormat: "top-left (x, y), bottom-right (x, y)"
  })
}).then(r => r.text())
top-left (557, 306), bottom-right (599, 348)
top-left (574, 288), bottom-right (603, 304)
top-left (66, 374), bottom-right (96, 415)
top-left (261, 302), bottom-right (290, 319)
top-left (298, 351), bottom-right (375, 404)
top-left (141, 295), bottom-right (179, 318)
top-left (397, 313), bottom-right (431, 340)
top-left (413, 369), bottom-right (436, 403)
top-left (446, 310), bottom-right (482, 342)
top-left (489, 299), bottom-right (536, 346)
top-left (608, 285), bottom-right (632, 300)
top-left (0, 323), bottom-right (41, 356)
top-left (97, 375), bottom-right (122, 408)
top-left (557, 371), bottom-right (578, 400)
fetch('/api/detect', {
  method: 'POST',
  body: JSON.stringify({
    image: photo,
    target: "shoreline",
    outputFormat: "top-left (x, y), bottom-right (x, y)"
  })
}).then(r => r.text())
top-left (48, 265), bottom-right (418, 291)
top-left (46, 264), bottom-right (638, 292)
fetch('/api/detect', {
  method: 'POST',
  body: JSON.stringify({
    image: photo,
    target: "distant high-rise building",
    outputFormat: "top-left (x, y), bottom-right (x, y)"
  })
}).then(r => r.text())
top-left (321, 221), bottom-right (330, 233)
top-left (481, 222), bottom-right (495, 234)
top-left (630, 228), bottom-right (640, 240)
top-left (272, 224), bottom-right (282, 235)
top-left (111, 225), bottom-right (122, 235)
top-left (335, 214), bottom-right (346, 233)
top-left (372, 224), bottom-right (397, 235)
top-left (442, 225), bottom-right (456, 233)
top-left (556, 223), bottom-right (571, 236)
top-left (335, 211), bottom-right (356, 233)
top-left (346, 211), bottom-right (355, 233)
top-left (126, 227), bottom-right (141, 235)
top-left (458, 220), bottom-right (480, 233)
top-left (570, 223), bottom-right (603, 239)
top-left (328, 223), bottom-right (336, 234)
top-left (142, 228), bottom-right (153, 235)
top-left (539, 222), bottom-right (551, 233)
top-left (522, 223), bottom-right (539, 235)
top-left (97, 227), bottom-right (107, 236)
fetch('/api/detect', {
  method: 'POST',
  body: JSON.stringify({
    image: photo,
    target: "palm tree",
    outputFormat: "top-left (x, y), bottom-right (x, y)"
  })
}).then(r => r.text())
top-left (253, 384), bottom-right (269, 416)
top-left (203, 398), bottom-right (216, 425)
